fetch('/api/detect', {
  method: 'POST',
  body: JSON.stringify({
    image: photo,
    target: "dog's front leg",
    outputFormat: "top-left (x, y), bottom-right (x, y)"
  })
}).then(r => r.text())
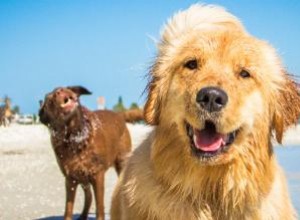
top-left (92, 170), bottom-right (105, 220)
top-left (64, 178), bottom-right (78, 220)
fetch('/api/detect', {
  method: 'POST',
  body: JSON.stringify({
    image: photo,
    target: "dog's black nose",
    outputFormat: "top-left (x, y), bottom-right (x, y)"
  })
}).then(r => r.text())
top-left (196, 87), bottom-right (228, 112)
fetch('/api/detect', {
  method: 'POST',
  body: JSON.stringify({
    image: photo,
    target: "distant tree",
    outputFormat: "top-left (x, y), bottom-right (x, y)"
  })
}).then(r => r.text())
top-left (12, 105), bottom-right (20, 114)
top-left (4, 96), bottom-right (11, 105)
top-left (0, 96), bottom-right (11, 107)
top-left (130, 102), bottom-right (139, 110)
top-left (113, 96), bottom-right (126, 112)
top-left (33, 114), bottom-right (37, 123)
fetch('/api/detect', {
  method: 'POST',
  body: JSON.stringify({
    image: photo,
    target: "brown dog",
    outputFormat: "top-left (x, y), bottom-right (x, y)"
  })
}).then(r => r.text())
top-left (119, 108), bottom-right (144, 123)
top-left (39, 86), bottom-right (134, 220)
top-left (111, 4), bottom-right (300, 220)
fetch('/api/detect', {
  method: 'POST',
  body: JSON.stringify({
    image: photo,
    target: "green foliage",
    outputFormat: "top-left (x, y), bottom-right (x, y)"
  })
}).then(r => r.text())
top-left (112, 97), bottom-right (141, 112)
top-left (113, 96), bottom-right (126, 112)
top-left (33, 114), bottom-right (37, 123)
top-left (12, 106), bottom-right (20, 114)
top-left (130, 102), bottom-right (139, 109)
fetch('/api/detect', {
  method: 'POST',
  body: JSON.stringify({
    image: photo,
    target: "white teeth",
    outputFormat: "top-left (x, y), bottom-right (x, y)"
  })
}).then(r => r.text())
top-left (193, 134), bottom-right (197, 146)
top-left (224, 134), bottom-right (230, 143)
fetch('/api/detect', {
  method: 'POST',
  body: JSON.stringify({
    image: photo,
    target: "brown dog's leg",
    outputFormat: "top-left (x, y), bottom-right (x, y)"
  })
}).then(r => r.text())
top-left (78, 184), bottom-right (92, 220)
top-left (114, 128), bottom-right (131, 176)
top-left (114, 157), bottom-right (125, 176)
top-left (92, 171), bottom-right (105, 220)
top-left (64, 178), bottom-right (78, 220)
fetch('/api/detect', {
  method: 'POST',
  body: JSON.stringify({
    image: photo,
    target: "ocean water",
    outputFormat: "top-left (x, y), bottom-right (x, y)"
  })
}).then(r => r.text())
top-left (275, 146), bottom-right (300, 215)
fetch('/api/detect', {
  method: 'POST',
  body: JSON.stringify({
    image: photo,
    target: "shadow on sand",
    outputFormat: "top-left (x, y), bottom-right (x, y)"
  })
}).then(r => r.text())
top-left (35, 214), bottom-right (96, 220)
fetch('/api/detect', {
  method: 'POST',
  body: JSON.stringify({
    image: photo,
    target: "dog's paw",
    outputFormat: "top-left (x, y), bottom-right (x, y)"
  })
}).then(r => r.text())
top-left (76, 215), bottom-right (88, 220)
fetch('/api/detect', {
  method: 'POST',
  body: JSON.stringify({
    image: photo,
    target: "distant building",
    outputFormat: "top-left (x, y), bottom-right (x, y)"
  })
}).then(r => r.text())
top-left (97, 96), bottom-right (106, 110)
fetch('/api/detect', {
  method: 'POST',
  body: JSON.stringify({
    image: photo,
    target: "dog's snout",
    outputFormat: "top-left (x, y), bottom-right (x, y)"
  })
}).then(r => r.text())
top-left (56, 88), bottom-right (62, 95)
top-left (56, 89), bottom-right (69, 99)
top-left (196, 87), bottom-right (228, 112)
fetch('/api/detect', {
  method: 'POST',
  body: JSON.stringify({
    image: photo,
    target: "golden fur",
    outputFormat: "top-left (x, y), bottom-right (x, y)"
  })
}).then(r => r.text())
top-left (111, 4), bottom-right (300, 220)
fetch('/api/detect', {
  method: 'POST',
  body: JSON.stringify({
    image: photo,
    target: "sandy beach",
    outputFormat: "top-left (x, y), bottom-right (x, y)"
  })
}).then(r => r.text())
top-left (279, 125), bottom-right (300, 146)
top-left (0, 123), bottom-right (299, 219)
top-left (0, 123), bottom-right (152, 219)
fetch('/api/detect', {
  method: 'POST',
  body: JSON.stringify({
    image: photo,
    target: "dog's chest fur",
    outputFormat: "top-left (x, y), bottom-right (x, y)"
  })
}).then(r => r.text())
top-left (50, 117), bottom-right (106, 183)
top-left (121, 134), bottom-right (285, 220)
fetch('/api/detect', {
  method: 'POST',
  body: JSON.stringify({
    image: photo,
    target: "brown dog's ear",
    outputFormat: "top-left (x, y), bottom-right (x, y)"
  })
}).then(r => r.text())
top-left (39, 106), bottom-right (50, 125)
top-left (39, 100), bottom-right (43, 108)
top-left (67, 86), bottom-right (92, 96)
top-left (273, 78), bottom-right (300, 144)
top-left (144, 76), bottom-right (161, 125)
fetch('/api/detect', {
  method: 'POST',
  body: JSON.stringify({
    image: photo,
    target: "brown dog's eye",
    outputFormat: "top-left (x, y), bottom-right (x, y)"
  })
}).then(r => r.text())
top-left (240, 69), bottom-right (251, 78)
top-left (184, 59), bottom-right (198, 70)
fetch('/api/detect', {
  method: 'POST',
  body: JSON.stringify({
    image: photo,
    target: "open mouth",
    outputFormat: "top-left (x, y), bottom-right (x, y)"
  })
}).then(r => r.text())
top-left (60, 97), bottom-right (78, 111)
top-left (186, 120), bottom-right (238, 158)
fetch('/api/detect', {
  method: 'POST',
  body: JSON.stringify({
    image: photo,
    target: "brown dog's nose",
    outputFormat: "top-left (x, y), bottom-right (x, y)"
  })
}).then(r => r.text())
top-left (56, 89), bottom-right (68, 98)
top-left (56, 89), bottom-right (64, 95)
top-left (196, 87), bottom-right (228, 112)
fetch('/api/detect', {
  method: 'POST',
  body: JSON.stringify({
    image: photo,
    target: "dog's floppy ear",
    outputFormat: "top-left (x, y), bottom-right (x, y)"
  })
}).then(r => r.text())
top-left (39, 100), bottom-right (43, 108)
top-left (273, 77), bottom-right (300, 144)
top-left (38, 105), bottom-right (50, 125)
top-left (144, 75), bottom-right (162, 125)
top-left (144, 57), bottom-right (169, 126)
top-left (67, 86), bottom-right (92, 96)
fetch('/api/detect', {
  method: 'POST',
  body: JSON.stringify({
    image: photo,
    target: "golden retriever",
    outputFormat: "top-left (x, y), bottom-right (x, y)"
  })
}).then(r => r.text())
top-left (111, 4), bottom-right (300, 220)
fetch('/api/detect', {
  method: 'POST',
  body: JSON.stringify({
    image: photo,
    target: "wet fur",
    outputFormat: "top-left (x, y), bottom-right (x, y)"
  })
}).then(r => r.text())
top-left (111, 4), bottom-right (300, 220)
top-left (39, 86), bottom-right (132, 220)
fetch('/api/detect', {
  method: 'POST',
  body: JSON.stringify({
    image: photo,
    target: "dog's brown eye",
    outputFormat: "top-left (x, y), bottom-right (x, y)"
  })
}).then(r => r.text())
top-left (240, 70), bottom-right (251, 78)
top-left (184, 59), bottom-right (198, 70)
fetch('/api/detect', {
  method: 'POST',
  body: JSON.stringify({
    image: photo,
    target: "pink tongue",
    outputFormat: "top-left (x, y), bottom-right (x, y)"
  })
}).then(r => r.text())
top-left (193, 129), bottom-right (225, 152)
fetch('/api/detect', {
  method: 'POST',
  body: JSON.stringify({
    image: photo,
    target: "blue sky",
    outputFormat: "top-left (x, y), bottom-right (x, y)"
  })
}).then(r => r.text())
top-left (0, 0), bottom-right (299, 114)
